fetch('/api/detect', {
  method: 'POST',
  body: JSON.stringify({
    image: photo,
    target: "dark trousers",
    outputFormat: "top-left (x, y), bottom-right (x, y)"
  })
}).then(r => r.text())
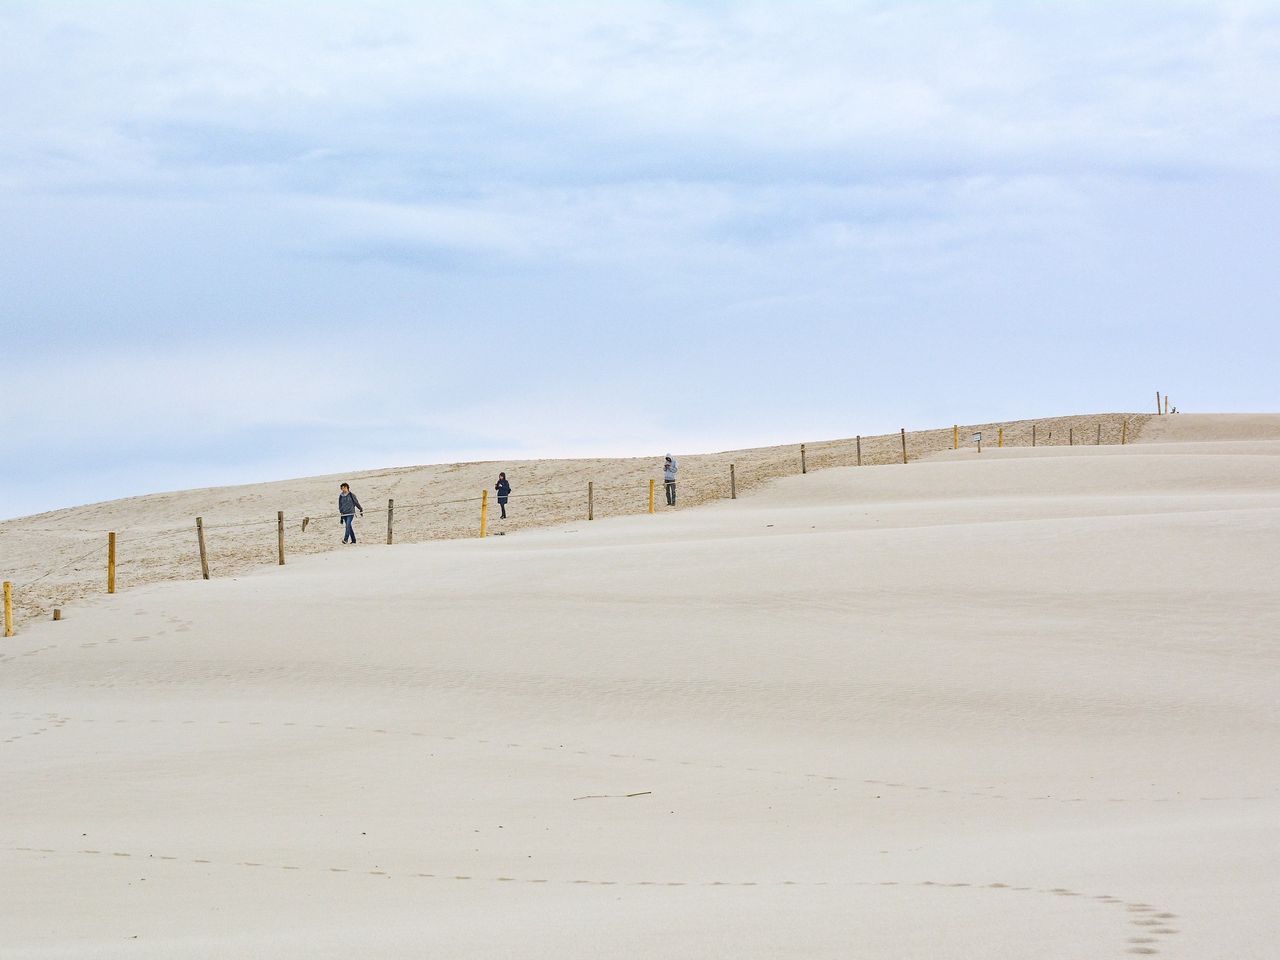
top-left (342, 514), bottom-right (356, 543)
top-left (664, 479), bottom-right (676, 505)
top-left (498, 497), bottom-right (508, 518)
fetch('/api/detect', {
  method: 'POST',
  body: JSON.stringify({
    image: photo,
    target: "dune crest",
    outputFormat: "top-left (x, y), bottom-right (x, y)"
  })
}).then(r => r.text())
top-left (2, 413), bottom-right (1147, 626)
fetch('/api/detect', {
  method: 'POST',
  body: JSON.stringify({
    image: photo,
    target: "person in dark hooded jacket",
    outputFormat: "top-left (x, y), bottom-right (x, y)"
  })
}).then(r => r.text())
top-left (495, 472), bottom-right (511, 519)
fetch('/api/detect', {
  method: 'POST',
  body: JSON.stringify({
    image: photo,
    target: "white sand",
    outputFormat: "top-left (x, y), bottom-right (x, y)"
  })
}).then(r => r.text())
top-left (2, 414), bottom-right (1277, 957)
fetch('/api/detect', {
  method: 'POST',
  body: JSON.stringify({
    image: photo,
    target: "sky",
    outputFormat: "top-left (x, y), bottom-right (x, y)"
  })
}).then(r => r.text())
top-left (2, 1), bottom-right (1278, 519)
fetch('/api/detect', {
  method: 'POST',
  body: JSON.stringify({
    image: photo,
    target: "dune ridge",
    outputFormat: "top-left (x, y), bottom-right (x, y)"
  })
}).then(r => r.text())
top-left (2, 412), bottom-right (1146, 627)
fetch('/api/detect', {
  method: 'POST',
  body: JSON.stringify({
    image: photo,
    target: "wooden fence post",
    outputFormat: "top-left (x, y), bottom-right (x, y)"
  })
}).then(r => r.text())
top-left (277, 511), bottom-right (285, 565)
top-left (196, 517), bottom-right (210, 580)
top-left (479, 489), bottom-right (489, 538)
top-left (1096, 423), bottom-right (1101, 445)
top-left (900, 428), bottom-right (908, 464)
top-left (998, 427), bottom-right (1004, 448)
top-left (800, 444), bottom-right (807, 475)
top-left (588, 482), bottom-right (594, 520)
top-left (648, 479), bottom-right (656, 514)
top-left (856, 435), bottom-right (862, 466)
top-left (1069, 428), bottom-right (1074, 446)
top-left (53, 609), bottom-right (62, 622)
top-left (107, 532), bottom-right (116, 594)
top-left (1121, 420), bottom-right (1128, 445)
top-left (3, 581), bottom-right (12, 638)
top-left (1032, 423), bottom-right (1037, 447)
top-left (1165, 395), bottom-right (1170, 415)
top-left (729, 464), bottom-right (737, 500)
top-left (386, 499), bottom-right (394, 544)
top-left (1156, 390), bottom-right (1162, 414)
top-left (953, 425), bottom-right (958, 449)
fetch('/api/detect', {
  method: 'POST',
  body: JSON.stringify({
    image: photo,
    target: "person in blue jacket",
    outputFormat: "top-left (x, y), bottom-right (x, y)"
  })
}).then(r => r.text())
top-left (338, 482), bottom-right (363, 543)
top-left (495, 472), bottom-right (511, 519)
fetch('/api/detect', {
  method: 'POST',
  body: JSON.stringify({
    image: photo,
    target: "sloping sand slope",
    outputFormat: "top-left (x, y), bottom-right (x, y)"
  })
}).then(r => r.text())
top-left (1134, 412), bottom-right (1280, 443)
top-left (0, 413), bottom-right (1143, 627)
top-left (2, 417), bottom-right (1277, 957)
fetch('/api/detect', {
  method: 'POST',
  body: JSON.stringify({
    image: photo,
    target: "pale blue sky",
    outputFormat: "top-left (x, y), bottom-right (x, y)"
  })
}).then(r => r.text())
top-left (2, 1), bottom-right (1278, 518)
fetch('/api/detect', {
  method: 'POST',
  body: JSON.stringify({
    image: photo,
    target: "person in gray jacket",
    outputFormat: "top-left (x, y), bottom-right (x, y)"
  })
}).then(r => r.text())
top-left (338, 482), bottom-right (363, 544)
top-left (663, 454), bottom-right (678, 506)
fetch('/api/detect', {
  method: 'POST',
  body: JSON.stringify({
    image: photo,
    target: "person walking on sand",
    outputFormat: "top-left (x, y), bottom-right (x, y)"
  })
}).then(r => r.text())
top-left (663, 454), bottom-right (678, 506)
top-left (495, 472), bottom-right (511, 520)
top-left (338, 482), bottom-right (363, 544)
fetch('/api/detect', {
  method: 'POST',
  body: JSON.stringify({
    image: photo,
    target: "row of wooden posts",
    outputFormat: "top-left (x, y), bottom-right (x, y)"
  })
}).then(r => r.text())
top-left (1, 420), bottom-right (1136, 636)
top-left (1, 452), bottom-right (813, 632)
top-left (190, 420), bottom-right (1142, 582)
top-left (951, 421), bottom-right (1129, 450)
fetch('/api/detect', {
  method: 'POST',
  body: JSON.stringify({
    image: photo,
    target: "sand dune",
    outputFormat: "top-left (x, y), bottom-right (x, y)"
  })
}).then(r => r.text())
top-left (0, 413), bottom-right (1142, 628)
top-left (2, 413), bottom-right (1277, 957)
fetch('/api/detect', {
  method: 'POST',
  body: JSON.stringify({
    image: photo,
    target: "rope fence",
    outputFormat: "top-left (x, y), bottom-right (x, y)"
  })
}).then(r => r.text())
top-left (0, 413), bottom-right (1152, 635)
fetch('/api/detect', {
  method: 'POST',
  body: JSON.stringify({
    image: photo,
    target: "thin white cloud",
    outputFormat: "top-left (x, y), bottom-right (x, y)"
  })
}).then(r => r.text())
top-left (4, 1), bottom-right (1277, 193)
top-left (3, 343), bottom-right (358, 445)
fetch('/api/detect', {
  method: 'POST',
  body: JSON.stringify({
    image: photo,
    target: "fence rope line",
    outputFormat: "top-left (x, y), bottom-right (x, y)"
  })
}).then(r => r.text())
top-left (15, 541), bottom-right (108, 589)
top-left (198, 482), bottom-right (730, 530)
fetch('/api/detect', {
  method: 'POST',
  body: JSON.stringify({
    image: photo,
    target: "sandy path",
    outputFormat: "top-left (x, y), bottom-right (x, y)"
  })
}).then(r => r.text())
top-left (2, 416), bottom-right (1276, 956)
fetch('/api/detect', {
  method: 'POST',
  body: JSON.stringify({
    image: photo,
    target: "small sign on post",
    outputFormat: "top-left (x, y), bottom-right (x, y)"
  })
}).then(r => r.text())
top-left (973, 431), bottom-right (983, 453)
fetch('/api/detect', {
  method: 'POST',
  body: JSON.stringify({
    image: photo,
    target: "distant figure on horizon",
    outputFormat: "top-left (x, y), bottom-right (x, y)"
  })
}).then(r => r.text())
top-left (663, 454), bottom-right (678, 506)
top-left (495, 472), bottom-right (511, 519)
top-left (338, 482), bottom-right (363, 544)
